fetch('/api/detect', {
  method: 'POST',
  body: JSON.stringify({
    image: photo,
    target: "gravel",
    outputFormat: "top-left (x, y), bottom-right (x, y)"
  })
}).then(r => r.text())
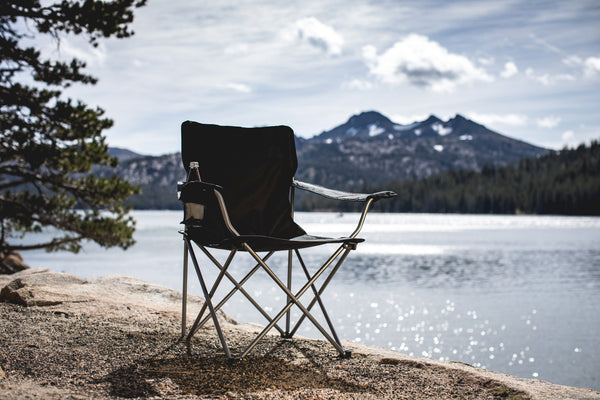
top-left (1, 269), bottom-right (597, 400)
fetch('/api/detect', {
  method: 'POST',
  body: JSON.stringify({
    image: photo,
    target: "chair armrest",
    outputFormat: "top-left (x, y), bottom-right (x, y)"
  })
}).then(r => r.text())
top-left (292, 180), bottom-right (396, 202)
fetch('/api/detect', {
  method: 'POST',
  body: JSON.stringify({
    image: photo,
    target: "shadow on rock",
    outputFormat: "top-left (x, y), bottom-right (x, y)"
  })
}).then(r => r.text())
top-left (102, 352), bottom-right (372, 398)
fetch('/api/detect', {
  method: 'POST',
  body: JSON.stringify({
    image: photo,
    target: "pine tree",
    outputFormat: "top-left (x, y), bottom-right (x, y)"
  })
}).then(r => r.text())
top-left (1, 0), bottom-right (146, 272)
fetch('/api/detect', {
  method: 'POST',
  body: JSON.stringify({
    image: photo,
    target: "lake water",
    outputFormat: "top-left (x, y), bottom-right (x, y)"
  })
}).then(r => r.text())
top-left (23, 211), bottom-right (600, 391)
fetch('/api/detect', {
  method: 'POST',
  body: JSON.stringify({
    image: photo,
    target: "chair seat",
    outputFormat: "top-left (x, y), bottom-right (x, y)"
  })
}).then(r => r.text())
top-left (194, 233), bottom-right (364, 252)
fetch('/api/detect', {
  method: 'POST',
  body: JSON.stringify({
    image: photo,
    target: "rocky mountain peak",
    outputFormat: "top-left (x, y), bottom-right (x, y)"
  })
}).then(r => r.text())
top-left (317, 110), bottom-right (397, 140)
top-left (422, 115), bottom-right (443, 125)
top-left (108, 147), bottom-right (145, 162)
top-left (295, 110), bottom-right (548, 188)
top-left (105, 110), bottom-right (549, 208)
top-left (347, 110), bottom-right (394, 127)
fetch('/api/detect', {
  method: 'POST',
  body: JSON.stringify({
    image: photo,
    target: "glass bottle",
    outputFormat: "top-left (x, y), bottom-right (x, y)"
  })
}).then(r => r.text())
top-left (183, 161), bottom-right (204, 223)
top-left (187, 161), bottom-right (201, 182)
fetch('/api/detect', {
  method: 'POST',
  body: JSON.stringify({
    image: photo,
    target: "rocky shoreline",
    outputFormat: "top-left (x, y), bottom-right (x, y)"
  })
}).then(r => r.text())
top-left (1, 268), bottom-right (598, 399)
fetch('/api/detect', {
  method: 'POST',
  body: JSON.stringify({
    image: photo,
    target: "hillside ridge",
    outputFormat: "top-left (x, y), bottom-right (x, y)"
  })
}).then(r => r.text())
top-left (102, 111), bottom-right (549, 209)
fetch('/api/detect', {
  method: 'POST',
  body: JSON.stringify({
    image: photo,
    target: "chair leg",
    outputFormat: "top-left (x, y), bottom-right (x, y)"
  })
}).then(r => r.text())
top-left (185, 237), bottom-right (232, 359)
top-left (284, 249), bottom-right (293, 338)
top-left (181, 239), bottom-right (189, 339)
top-left (186, 249), bottom-right (236, 340)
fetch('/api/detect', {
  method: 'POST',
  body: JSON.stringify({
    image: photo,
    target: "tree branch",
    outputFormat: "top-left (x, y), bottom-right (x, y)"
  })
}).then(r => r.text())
top-left (8, 235), bottom-right (84, 252)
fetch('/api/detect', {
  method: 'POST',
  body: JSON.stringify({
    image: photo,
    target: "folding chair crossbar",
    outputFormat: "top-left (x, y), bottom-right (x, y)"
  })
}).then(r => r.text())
top-left (288, 248), bottom-right (351, 338)
top-left (292, 249), bottom-right (343, 345)
top-left (239, 242), bottom-right (352, 358)
top-left (186, 243), bottom-right (282, 339)
top-left (182, 235), bottom-right (355, 359)
top-left (186, 246), bottom-right (237, 339)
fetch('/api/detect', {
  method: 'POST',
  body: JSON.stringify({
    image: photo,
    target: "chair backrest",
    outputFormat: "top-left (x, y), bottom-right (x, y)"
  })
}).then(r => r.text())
top-left (181, 121), bottom-right (305, 240)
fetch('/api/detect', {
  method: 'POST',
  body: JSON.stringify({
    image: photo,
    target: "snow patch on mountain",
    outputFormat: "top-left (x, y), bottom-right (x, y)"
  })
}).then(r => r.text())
top-left (432, 123), bottom-right (453, 136)
top-left (369, 124), bottom-right (385, 137)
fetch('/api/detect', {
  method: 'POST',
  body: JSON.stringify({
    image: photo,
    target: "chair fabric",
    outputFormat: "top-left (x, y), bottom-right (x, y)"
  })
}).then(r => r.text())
top-left (181, 121), bottom-right (306, 246)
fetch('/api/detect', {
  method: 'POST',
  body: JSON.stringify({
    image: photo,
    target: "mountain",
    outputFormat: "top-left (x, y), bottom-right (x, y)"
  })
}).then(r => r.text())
top-left (102, 153), bottom-right (183, 209)
top-left (294, 111), bottom-right (548, 188)
top-left (107, 147), bottom-right (145, 162)
top-left (105, 111), bottom-right (549, 209)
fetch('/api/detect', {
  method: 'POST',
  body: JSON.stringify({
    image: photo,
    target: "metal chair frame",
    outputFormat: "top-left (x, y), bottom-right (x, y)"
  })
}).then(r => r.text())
top-left (180, 182), bottom-right (387, 360)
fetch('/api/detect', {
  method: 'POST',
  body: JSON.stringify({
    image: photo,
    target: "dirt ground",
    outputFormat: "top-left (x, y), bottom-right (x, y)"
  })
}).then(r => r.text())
top-left (1, 269), bottom-right (598, 400)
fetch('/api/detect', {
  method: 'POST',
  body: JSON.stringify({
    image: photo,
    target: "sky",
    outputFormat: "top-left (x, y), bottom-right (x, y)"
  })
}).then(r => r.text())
top-left (40, 0), bottom-right (600, 155)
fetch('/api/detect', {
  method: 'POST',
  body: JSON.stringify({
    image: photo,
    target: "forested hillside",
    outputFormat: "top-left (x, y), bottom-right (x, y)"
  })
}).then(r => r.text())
top-left (300, 141), bottom-right (600, 215)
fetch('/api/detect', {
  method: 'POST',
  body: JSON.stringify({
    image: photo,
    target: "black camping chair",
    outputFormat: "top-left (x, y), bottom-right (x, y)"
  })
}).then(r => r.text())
top-left (178, 121), bottom-right (396, 359)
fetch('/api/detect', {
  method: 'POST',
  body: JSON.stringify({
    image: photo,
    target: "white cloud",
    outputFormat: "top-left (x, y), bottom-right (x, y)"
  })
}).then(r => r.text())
top-left (557, 73), bottom-right (576, 82)
top-left (467, 112), bottom-right (528, 127)
top-left (562, 55), bottom-right (582, 68)
top-left (584, 57), bottom-right (600, 77)
top-left (536, 116), bottom-right (561, 128)
top-left (501, 61), bottom-right (518, 78)
top-left (529, 33), bottom-right (563, 55)
top-left (561, 130), bottom-right (577, 147)
top-left (342, 78), bottom-right (373, 90)
top-left (391, 114), bottom-right (430, 125)
top-left (362, 34), bottom-right (493, 92)
top-left (289, 17), bottom-right (344, 56)
top-left (563, 55), bottom-right (600, 77)
top-left (478, 56), bottom-right (495, 66)
top-left (362, 44), bottom-right (377, 61)
top-left (58, 38), bottom-right (107, 66)
top-left (562, 130), bottom-right (574, 140)
top-left (224, 43), bottom-right (250, 55)
top-left (223, 82), bottom-right (252, 93)
top-left (525, 68), bottom-right (550, 85)
top-left (525, 67), bottom-right (575, 85)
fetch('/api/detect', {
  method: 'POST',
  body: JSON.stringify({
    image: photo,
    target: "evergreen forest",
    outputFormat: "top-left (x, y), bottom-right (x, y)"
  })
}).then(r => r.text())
top-left (298, 140), bottom-right (600, 215)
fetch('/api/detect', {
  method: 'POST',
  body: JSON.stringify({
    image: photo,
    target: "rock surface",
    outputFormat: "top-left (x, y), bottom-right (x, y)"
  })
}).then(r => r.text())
top-left (0, 268), bottom-right (598, 400)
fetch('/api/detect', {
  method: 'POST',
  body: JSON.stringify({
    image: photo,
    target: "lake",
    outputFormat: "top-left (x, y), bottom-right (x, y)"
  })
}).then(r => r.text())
top-left (23, 211), bottom-right (600, 391)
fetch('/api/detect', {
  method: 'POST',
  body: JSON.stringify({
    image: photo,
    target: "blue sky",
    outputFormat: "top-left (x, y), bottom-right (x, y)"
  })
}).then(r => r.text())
top-left (48, 0), bottom-right (600, 155)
